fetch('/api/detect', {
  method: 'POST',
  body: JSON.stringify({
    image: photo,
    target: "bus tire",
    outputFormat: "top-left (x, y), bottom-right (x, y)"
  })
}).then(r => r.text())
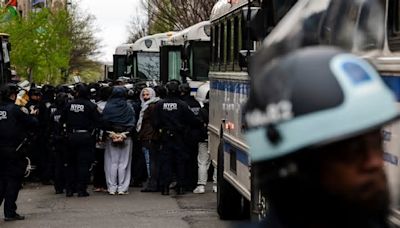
top-left (217, 138), bottom-right (248, 220)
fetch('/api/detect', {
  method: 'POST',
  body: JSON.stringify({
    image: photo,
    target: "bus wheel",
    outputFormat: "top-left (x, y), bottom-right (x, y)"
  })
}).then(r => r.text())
top-left (217, 139), bottom-right (248, 220)
top-left (251, 170), bottom-right (268, 221)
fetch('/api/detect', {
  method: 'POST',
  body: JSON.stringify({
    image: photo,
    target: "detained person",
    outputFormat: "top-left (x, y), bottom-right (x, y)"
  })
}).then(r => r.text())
top-left (103, 86), bottom-right (135, 195)
top-left (136, 87), bottom-right (161, 192)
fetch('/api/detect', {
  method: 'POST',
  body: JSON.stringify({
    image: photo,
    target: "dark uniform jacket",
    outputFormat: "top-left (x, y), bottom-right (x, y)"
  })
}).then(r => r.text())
top-left (0, 100), bottom-right (38, 156)
top-left (61, 98), bottom-right (100, 132)
top-left (154, 97), bottom-right (200, 140)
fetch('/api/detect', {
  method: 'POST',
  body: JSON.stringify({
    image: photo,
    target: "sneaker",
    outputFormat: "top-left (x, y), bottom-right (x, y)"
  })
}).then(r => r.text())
top-left (193, 185), bottom-right (205, 194)
top-left (4, 214), bottom-right (25, 221)
top-left (212, 185), bottom-right (217, 193)
top-left (108, 191), bottom-right (116, 195)
top-left (118, 191), bottom-right (129, 195)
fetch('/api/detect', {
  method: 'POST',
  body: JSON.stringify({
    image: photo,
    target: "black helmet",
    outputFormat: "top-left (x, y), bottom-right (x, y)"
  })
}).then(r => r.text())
top-left (245, 47), bottom-right (399, 163)
top-left (74, 83), bottom-right (89, 98)
top-left (166, 80), bottom-right (180, 97)
top-left (0, 83), bottom-right (20, 101)
top-left (55, 92), bottom-right (69, 108)
top-left (179, 83), bottom-right (191, 95)
top-left (28, 87), bottom-right (42, 97)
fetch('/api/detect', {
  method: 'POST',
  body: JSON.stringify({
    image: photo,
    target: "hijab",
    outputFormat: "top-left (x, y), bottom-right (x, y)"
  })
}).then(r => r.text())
top-left (103, 86), bottom-right (135, 127)
top-left (136, 87), bottom-right (159, 132)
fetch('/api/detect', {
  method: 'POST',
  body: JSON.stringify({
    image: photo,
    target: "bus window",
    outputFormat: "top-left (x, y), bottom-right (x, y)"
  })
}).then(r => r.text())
top-left (137, 52), bottom-right (160, 80)
top-left (227, 18), bottom-right (232, 70)
top-left (191, 41), bottom-right (210, 81)
top-left (168, 50), bottom-right (181, 81)
top-left (220, 22), bottom-right (225, 71)
top-left (211, 26), bottom-right (215, 70)
top-left (355, 0), bottom-right (384, 51)
top-left (214, 24), bottom-right (220, 71)
top-left (388, 0), bottom-right (400, 51)
top-left (319, 1), bottom-right (358, 50)
top-left (272, 0), bottom-right (298, 25)
top-left (234, 16), bottom-right (240, 71)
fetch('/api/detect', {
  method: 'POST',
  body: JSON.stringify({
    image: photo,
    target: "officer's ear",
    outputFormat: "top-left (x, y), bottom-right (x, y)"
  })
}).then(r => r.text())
top-left (10, 93), bottom-right (17, 101)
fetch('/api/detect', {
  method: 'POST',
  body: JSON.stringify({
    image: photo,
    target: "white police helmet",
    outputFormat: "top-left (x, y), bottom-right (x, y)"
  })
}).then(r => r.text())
top-left (244, 47), bottom-right (400, 163)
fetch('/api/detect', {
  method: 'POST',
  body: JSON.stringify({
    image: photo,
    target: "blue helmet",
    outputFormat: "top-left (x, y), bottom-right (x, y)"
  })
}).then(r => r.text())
top-left (244, 47), bottom-right (400, 163)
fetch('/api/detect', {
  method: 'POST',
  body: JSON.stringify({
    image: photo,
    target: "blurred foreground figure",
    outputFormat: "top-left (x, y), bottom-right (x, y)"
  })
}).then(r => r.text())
top-left (244, 47), bottom-right (399, 228)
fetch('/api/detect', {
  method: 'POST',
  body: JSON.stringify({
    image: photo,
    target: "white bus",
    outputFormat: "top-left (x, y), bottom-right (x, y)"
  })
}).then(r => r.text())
top-left (207, 0), bottom-right (297, 220)
top-left (113, 32), bottom-right (175, 82)
top-left (160, 21), bottom-right (211, 96)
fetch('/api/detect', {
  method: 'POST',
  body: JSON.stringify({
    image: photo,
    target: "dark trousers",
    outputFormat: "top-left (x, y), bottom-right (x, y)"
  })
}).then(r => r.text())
top-left (132, 139), bottom-right (147, 186)
top-left (53, 139), bottom-right (66, 192)
top-left (159, 139), bottom-right (187, 188)
top-left (0, 147), bottom-right (25, 218)
top-left (65, 133), bottom-right (94, 193)
top-left (184, 141), bottom-right (199, 190)
top-left (92, 148), bottom-right (106, 189)
top-left (142, 141), bottom-right (160, 190)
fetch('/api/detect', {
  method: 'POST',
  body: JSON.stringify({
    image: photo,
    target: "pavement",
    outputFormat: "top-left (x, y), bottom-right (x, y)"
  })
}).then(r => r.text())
top-left (0, 183), bottom-right (243, 228)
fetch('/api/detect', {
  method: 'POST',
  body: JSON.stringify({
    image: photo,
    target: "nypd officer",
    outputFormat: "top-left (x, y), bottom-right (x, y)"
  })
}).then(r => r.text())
top-left (0, 83), bottom-right (38, 221)
top-left (179, 83), bottom-right (202, 190)
top-left (61, 83), bottom-right (100, 197)
top-left (244, 47), bottom-right (398, 227)
top-left (154, 81), bottom-right (200, 195)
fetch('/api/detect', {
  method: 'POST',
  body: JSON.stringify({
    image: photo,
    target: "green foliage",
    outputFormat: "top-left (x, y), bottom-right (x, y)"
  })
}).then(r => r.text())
top-left (0, 8), bottom-right (72, 84)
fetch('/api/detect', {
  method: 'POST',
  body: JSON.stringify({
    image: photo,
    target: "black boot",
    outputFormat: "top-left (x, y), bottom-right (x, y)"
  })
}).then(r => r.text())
top-left (176, 186), bottom-right (185, 195)
top-left (161, 185), bottom-right (169, 195)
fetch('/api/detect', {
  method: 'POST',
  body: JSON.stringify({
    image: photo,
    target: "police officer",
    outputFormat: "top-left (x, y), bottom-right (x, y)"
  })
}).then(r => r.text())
top-left (24, 87), bottom-right (42, 181)
top-left (154, 81), bottom-right (200, 195)
top-left (0, 83), bottom-right (38, 221)
top-left (244, 47), bottom-right (398, 227)
top-left (61, 83), bottom-right (100, 197)
top-left (49, 92), bottom-right (69, 194)
top-left (179, 83), bottom-right (202, 190)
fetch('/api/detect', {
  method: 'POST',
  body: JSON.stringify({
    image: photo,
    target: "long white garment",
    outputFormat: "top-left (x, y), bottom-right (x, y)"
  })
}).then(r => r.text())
top-left (104, 138), bottom-right (133, 193)
top-left (197, 142), bottom-right (211, 185)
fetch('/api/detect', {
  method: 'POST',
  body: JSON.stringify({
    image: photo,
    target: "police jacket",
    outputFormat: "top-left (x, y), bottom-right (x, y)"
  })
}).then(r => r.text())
top-left (0, 100), bottom-right (38, 147)
top-left (61, 98), bottom-right (100, 132)
top-left (49, 104), bottom-right (65, 140)
top-left (153, 97), bottom-right (200, 137)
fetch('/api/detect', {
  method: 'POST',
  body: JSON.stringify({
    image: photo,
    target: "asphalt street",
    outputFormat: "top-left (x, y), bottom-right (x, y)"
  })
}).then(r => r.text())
top-left (0, 183), bottom-right (243, 228)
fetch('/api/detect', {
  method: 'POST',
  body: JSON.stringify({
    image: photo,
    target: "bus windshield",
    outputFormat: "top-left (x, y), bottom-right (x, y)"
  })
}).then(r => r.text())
top-left (190, 42), bottom-right (210, 81)
top-left (137, 52), bottom-right (160, 80)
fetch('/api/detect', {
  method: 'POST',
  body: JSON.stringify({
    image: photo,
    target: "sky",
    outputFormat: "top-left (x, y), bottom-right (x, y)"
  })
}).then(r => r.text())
top-left (77, 0), bottom-right (145, 63)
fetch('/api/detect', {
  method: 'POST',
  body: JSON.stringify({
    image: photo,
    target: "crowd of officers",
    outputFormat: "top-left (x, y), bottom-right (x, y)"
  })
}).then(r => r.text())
top-left (0, 79), bottom-right (213, 221)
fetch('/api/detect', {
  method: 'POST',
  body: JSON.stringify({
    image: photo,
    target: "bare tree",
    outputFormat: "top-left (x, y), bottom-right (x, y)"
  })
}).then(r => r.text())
top-left (126, 9), bottom-right (148, 43)
top-left (67, 3), bottom-right (102, 75)
top-left (145, 0), bottom-right (215, 33)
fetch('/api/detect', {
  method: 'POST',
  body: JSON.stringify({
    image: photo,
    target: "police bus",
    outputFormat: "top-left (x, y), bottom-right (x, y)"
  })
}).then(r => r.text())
top-left (207, 0), bottom-right (297, 220)
top-left (113, 32), bottom-right (175, 82)
top-left (243, 0), bottom-right (400, 223)
top-left (0, 33), bottom-right (11, 85)
top-left (113, 44), bottom-right (134, 80)
top-left (160, 21), bottom-right (211, 96)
